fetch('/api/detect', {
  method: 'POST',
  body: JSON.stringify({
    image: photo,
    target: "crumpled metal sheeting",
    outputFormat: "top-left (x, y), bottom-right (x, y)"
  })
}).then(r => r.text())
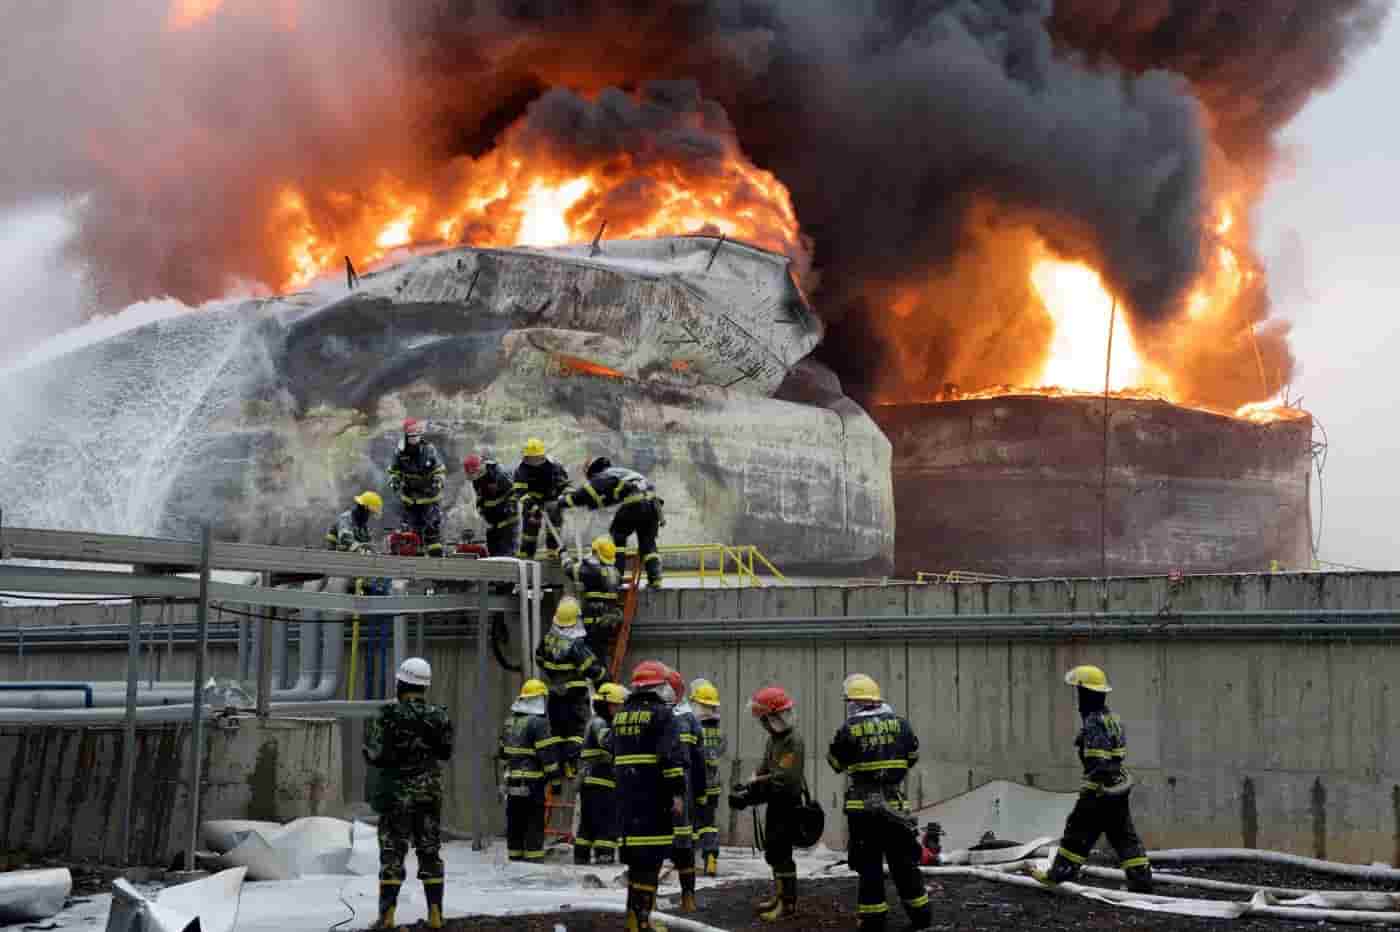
top-left (105, 867), bottom-right (245, 932)
top-left (0, 867), bottom-right (71, 923)
top-left (203, 816), bottom-right (358, 881)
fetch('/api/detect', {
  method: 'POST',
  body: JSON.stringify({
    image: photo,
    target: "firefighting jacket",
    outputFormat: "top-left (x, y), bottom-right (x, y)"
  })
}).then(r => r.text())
top-left (364, 696), bottom-right (455, 809)
top-left (1076, 709), bottom-right (1131, 794)
top-left (560, 466), bottom-right (655, 512)
top-left (499, 710), bottom-right (561, 799)
top-left (325, 506), bottom-right (371, 551)
top-left (827, 705), bottom-right (919, 813)
top-left (565, 554), bottom-right (622, 625)
top-left (535, 629), bottom-right (606, 694)
top-left (580, 713), bottom-right (617, 790)
top-left (699, 718), bottom-right (727, 803)
top-left (388, 440), bottom-right (447, 504)
top-left (673, 703), bottom-right (707, 815)
top-left (756, 728), bottom-right (805, 805)
top-left (513, 457), bottom-right (569, 510)
top-left (612, 691), bottom-right (688, 850)
top-left (471, 460), bottom-right (517, 529)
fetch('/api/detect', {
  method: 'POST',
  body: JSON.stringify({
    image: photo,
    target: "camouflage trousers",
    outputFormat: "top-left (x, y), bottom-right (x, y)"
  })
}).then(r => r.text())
top-left (378, 797), bottom-right (444, 885)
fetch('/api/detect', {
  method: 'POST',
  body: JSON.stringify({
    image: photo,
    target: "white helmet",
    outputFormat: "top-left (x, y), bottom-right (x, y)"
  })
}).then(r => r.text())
top-left (397, 657), bottom-right (432, 687)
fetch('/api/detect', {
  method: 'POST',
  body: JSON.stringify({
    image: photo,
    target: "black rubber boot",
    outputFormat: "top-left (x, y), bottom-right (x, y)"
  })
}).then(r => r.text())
top-left (574, 845), bottom-right (592, 866)
top-left (1125, 864), bottom-right (1154, 894)
top-left (369, 881), bottom-right (400, 928)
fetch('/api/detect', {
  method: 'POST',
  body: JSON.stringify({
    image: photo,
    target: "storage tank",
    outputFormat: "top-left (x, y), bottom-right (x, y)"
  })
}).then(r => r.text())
top-left (873, 395), bottom-right (1313, 578)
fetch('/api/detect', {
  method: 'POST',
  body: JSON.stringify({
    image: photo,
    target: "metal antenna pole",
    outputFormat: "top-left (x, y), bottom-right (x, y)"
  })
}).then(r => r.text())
top-left (1100, 297), bottom-right (1118, 581)
top-left (185, 524), bottom-right (212, 872)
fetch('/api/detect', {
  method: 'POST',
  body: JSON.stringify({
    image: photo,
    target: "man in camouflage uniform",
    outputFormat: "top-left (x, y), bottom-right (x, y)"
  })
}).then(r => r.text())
top-left (730, 685), bottom-right (804, 922)
top-left (1034, 665), bottom-right (1154, 893)
top-left (387, 418), bottom-right (448, 556)
top-left (828, 674), bottom-right (931, 931)
top-left (363, 657), bottom-right (454, 929)
top-left (325, 491), bottom-right (382, 551)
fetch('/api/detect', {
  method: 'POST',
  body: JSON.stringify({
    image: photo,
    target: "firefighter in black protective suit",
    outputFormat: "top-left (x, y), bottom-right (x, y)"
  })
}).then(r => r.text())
top-left (564, 536), bottom-right (624, 657)
top-left (557, 457), bottom-right (664, 587)
top-left (387, 418), bottom-right (448, 556)
top-left (1034, 664), bottom-right (1154, 893)
top-left (462, 454), bottom-right (518, 557)
top-left (827, 674), bottom-right (931, 931)
top-left (498, 678), bottom-right (562, 862)
top-left (665, 668), bottom-right (706, 914)
top-left (513, 437), bottom-right (569, 559)
top-left (614, 660), bottom-right (688, 932)
top-left (534, 597), bottom-right (607, 774)
top-left (325, 491), bottom-right (382, 551)
top-left (575, 682), bottom-right (628, 865)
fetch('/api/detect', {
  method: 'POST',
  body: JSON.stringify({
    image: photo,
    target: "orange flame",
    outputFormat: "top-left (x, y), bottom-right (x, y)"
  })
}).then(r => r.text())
top-left (167, 0), bottom-right (224, 30)
top-left (554, 354), bottom-right (626, 380)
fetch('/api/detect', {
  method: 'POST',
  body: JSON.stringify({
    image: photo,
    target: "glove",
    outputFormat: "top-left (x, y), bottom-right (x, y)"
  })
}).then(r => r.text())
top-left (727, 783), bottom-right (751, 811)
top-left (388, 476), bottom-right (402, 493)
top-left (671, 796), bottom-right (684, 818)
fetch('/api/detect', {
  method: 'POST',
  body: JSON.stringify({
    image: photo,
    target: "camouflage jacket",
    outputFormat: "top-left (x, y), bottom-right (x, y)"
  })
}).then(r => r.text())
top-left (364, 696), bottom-right (454, 809)
top-left (757, 728), bottom-right (805, 804)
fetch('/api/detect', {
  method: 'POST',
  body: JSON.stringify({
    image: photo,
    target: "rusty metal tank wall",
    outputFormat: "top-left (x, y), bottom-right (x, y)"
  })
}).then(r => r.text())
top-left (873, 396), bottom-right (1313, 578)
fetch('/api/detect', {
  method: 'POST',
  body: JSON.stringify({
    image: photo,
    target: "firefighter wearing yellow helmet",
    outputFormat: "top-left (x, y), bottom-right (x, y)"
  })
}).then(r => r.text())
top-left (827, 673), bottom-right (930, 931)
top-left (575, 682), bottom-right (629, 865)
top-left (689, 678), bottom-right (727, 876)
top-left (563, 536), bottom-right (624, 656)
top-left (498, 678), bottom-right (562, 863)
top-left (512, 437), bottom-right (569, 560)
top-left (325, 491), bottom-right (383, 552)
top-left (1033, 665), bottom-right (1154, 894)
top-left (534, 597), bottom-right (606, 775)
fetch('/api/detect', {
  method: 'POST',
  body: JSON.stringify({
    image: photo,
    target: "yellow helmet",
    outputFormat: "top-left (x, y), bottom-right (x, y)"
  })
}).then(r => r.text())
top-left (554, 596), bottom-right (581, 627)
top-left (843, 673), bottom-right (881, 702)
top-left (592, 536), bottom-right (618, 564)
top-left (354, 491), bottom-right (384, 515)
top-left (691, 679), bottom-right (720, 707)
top-left (598, 683), bottom-right (629, 704)
top-left (1064, 664), bottom-right (1112, 693)
top-left (519, 678), bottom-right (548, 699)
top-left (523, 437), bottom-right (547, 457)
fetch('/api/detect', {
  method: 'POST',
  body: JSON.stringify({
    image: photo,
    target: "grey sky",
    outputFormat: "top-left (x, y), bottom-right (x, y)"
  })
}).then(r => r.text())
top-left (1258, 13), bottom-right (1400, 569)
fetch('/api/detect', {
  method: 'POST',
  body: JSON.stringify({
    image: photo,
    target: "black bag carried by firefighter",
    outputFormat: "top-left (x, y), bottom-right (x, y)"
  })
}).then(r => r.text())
top-left (792, 784), bottom-right (825, 848)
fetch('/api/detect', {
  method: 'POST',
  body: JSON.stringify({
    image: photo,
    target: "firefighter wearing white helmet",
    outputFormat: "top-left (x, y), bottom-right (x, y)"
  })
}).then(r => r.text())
top-left (499, 679), bottom-right (562, 862)
top-left (827, 674), bottom-right (930, 931)
top-left (325, 491), bottom-right (382, 552)
top-left (1033, 665), bottom-right (1153, 894)
top-left (363, 657), bottom-right (453, 928)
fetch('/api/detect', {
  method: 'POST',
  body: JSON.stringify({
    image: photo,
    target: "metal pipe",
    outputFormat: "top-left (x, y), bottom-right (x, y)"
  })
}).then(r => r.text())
top-left (517, 560), bottom-right (531, 675)
top-left (0, 682), bottom-right (93, 707)
top-left (473, 575), bottom-right (488, 851)
top-left (0, 700), bottom-right (389, 723)
top-left (185, 524), bottom-right (211, 873)
top-left (120, 598), bottom-right (141, 864)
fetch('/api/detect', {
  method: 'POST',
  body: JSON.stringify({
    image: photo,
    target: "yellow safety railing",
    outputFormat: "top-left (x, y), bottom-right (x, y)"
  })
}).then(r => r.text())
top-left (916, 570), bottom-right (1009, 584)
top-left (620, 543), bottom-right (788, 587)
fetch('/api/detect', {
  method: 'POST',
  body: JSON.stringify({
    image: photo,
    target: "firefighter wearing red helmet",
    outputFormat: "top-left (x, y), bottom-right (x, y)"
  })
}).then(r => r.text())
top-left (729, 685), bottom-right (804, 922)
top-left (663, 668), bottom-right (707, 913)
top-left (613, 660), bottom-right (688, 931)
top-left (463, 454), bottom-right (518, 556)
top-left (387, 418), bottom-right (448, 556)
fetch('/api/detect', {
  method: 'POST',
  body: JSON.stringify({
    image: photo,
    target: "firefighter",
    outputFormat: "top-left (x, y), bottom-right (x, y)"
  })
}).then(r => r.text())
top-left (325, 491), bottom-right (382, 551)
top-left (557, 457), bottom-right (664, 587)
top-left (614, 660), bottom-right (688, 931)
top-left (827, 674), bottom-right (931, 931)
top-left (690, 678), bottom-right (725, 876)
top-left (535, 597), bottom-right (607, 773)
top-left (564, 536), bottom-right (624, 657)
top-left (729, 685), bottom-right (804, 921)
top-left (363, 658), bottom-right (454, 929)
top-left (665, 669), bottom-right (706, 913)
top-left (499, 678), bottom-right (562, 863)
top-left (575, 682), bottom-right (628, 865)
top-left (1033, 665), bottom-right (1154, 893)
top-left (463, 454), bottom-right (519, 557)
top-left (513, 437), bottom-right (569, 559)
top-left (387, 418), bottom-right (448, 556)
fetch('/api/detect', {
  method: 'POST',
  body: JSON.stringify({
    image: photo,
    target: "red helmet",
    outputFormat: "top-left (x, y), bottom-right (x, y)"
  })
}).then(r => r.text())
top-left (631, 660), bottom-right (669, 689)
top-left (750, 685), bottom-right (794, 718)
top-left (666, 668), bottom-right (685, 700)
top-left (463, 454), bottom-right (485, 479)
top-left (403, 417), bottom-right (424, 438)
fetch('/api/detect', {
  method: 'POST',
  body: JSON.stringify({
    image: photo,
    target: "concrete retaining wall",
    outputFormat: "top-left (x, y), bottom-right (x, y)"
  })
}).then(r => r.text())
top-left (0, 716), bottom-right (340, 864)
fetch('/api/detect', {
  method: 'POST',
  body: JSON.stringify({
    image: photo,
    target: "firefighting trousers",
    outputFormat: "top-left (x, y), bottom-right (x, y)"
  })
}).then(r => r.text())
top-left (846, 812), bottom-right (930, 927)
top-left (485, 522), bottom-right (517, 558)
top-left (575, 784), bottom-right (621, 858)
top-left (546, 692), bottom-right (591, 768)
top-left (610, 501), bottom-right (662, 583)
top-left (377, 797), bottom-right (444, 884)
top-left (1051, 791), bottom-right (1152, 889)
top-left (398, 502), bottom-right (443, 554)
top-left (695, 795), bottom-right (720, 855)
top-left (506, 793), bottom-right (547, 861)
